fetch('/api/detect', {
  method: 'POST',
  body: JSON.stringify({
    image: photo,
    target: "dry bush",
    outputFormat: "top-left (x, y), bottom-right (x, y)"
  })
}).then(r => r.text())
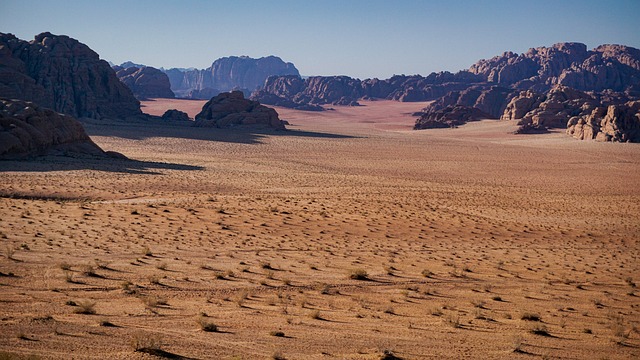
top-left (196, 316), bottom-right (218, 332)
top-left (73, 300), bottom-right (96, 314)
top-left (521, 312), bottom-right (541, 321)
top-left (131, 332), bottom-right (162, 352)
top-left (349, 268), bottom-right (369, 280)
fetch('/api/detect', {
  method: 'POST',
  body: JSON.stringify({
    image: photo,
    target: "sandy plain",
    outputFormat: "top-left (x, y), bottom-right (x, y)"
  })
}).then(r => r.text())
top-left (0, 99), bottom-right (639, 359)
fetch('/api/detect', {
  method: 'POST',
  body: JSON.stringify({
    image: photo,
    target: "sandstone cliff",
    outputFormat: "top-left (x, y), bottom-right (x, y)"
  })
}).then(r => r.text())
top-left (0, 32), bottom-right (141, 119)
top-left (165, 56), bottom-right (300, 99)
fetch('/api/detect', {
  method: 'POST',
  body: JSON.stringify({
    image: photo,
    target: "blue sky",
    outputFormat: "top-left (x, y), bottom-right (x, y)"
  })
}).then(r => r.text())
top-left (1, 0), bottom-right (639, 79)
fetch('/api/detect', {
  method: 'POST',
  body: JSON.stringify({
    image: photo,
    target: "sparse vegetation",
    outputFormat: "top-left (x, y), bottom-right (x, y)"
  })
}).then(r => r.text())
top-left (521, 313), bottom-right (541, 322)
top-left (349, 268), bottom-right (369, 280)
top-left (196, 316), bottom-right (218, 332)
top-left (73, 300), bottom-right (96, 314)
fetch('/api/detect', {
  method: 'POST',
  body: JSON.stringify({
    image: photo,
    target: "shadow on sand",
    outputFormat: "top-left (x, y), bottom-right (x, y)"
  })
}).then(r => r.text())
top-left (81, 117), bottom-right (358, 145)
top-left (0, 155), bottom-right (204, 175)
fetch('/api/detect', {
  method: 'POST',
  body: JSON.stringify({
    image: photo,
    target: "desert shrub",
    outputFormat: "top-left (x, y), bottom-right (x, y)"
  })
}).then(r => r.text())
top-left (73, 300), bottom-right (96, 314)
top-left (530, 324), bottom-right (551, 336)
top-left (349, 268), bottom-right (369, 280)
top-left (309, 310), bottom-right (322, 320)
top-left (445, 314), bottom-right (462, 328)
top-left (196, 316), bottom-right (218, 332)
top-left (131, 332), bottom-right (162, 352)
top-left (521, 312), bottom-right (541, 321)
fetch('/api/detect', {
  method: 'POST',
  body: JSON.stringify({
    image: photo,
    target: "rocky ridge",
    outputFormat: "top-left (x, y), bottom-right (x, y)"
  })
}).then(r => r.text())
top-left (0, 32), bottom-right (141, 119)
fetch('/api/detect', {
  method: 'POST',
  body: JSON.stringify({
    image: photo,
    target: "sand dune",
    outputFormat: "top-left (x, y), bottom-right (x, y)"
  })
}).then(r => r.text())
top-left (0, 100), bottom-right (638, 359)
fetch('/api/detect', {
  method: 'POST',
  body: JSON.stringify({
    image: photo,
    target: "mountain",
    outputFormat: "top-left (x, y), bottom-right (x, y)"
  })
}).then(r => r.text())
top-left (0, 32), bottom-right (141, 119)
top-left (164, 56), bottom-right (300, 99)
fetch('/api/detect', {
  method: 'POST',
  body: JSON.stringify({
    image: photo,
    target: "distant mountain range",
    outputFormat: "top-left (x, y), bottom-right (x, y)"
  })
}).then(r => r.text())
top-left (114, 56), bottom-right (300, 100)
top-left (1, 32), bottom-right (638, 146)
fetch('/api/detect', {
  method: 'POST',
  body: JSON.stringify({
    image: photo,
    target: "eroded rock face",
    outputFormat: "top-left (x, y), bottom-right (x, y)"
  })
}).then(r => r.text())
top-left (0, 98), bottom-right (106, 158)
top-left (509, 86), bottom-right (597, 132)
top-left (165, 56), bottom-right (300, 98)
top-left (469, 42), bottom-right (640, 92)
top-left (567, 101), bottom-right (640, 142)
top-left (194, 91), bottom-right (285, 129)
top-left (0, 32), bottom-right (141, 119)
top-left (501, 90), bottom-right (546, 121)
top-left (115, 66), bottom-right (174, 99)
top-left (161, 109), bottom-right (190, 121)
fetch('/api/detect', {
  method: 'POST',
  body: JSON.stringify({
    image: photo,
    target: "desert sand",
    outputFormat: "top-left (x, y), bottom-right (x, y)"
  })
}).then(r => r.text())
top-left (0, 99), bottom-right (638, 359)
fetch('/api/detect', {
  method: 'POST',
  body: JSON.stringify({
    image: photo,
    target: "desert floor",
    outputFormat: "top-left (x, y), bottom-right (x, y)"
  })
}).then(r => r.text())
top-left (0, 99), bottom-right (639, 359)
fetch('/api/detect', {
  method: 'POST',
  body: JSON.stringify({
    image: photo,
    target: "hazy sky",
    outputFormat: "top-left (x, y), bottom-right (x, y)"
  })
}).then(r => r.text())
top-left (1, 0), bottom-right (639, 79)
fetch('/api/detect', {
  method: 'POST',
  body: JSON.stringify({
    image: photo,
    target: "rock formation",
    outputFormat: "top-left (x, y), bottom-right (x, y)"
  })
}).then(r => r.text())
top-left (567, 101), bottom-right (640, 142)
top-left (0, 32), bottom-right (141, 119)
top-left (114, 66), bottom-right (174, 99)
top-left (503, 86), bottom-right (598, 132)
top-left (194, 91), bottom-right (285, 130)
top-left (414, 105), bottom-right (492, 129)
top-left (164, 56), bottom-right (300, 99)
top-left (0, 98), bottom-right (106, 158)
top-left (252, 72), bottom-right (482, 110)
top-left (161, 109), bottom-right (190, 121)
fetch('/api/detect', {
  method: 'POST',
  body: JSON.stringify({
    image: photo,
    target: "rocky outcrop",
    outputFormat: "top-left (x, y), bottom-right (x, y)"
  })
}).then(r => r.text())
top-left (0, 98), bottom-right (106, 158)
top-left (414, 105), bottom-right (492, 129)
top-left (506, 86), bottom-right (597, 132)
top-left (0, 32), bottom-right (141, 119)
top-left (501, 90), bottom-right (546, 121)
top-left (252, 72), bottom-right (482, 110)
top-left (417, 86), bottom-right (515, 120)
top-left (194, 91), bottom-right (285, 130)
top-left (469, 42), bottom-right (640, 92)
top-left (161, 109), bottom-right (190, 121)
top-left (567, 101), bottom-right (640, 142)
top-left (164, 56), bottom-right (300, 99)
top-left (114, 66), bottom-right (174, 99)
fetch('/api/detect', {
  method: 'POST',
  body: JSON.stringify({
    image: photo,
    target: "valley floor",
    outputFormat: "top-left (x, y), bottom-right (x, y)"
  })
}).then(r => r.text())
top-left (0, 100), bottom-right (639, 359)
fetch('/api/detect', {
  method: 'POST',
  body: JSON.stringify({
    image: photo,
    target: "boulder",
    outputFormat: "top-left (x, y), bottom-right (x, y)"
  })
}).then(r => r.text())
top-left (194, 91), bottom-right (285, 129)
top-left (567, 101), bottom-right (640, 142)
top-left (0, 32), bottom-right (141, 119)
top-left (115, 66), bottom-right (174, 99)
top-left (0, 98), bottom-right (106, 158)
top-left (161, 109), bottom-right (190, 121)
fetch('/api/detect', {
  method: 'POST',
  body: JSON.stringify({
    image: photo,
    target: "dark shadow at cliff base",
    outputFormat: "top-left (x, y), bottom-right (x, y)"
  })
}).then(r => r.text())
top-left (0, 155), bottom-right (204, 175)
top-left (80, 118), bottom-right (357, 145)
